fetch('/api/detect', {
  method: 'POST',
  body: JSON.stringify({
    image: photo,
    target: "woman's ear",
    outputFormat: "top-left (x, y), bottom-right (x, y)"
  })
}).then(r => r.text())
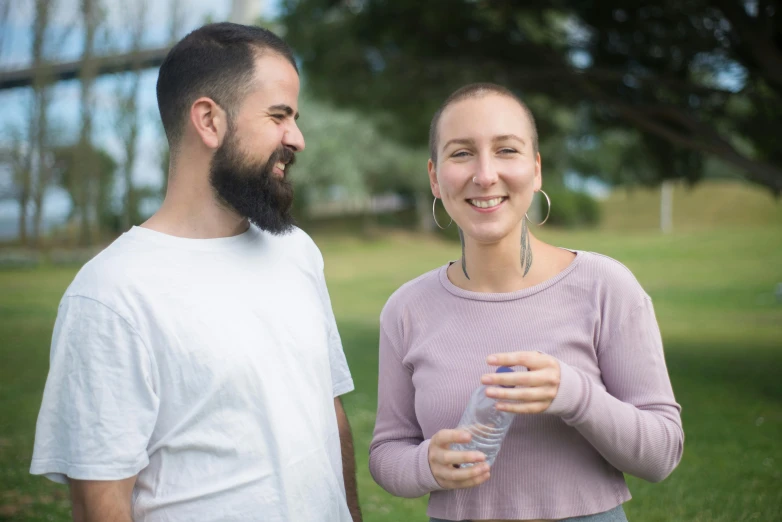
top-left (533, 152), bottom-right (542, 192)
top-left (428, 158), bottom-right (441, 198)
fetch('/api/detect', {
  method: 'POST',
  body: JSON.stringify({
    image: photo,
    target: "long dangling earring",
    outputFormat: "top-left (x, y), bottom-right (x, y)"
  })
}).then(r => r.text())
top-left (458, 227), bottom-right (470, 280)
top-left (520, 190), bottom-right (551, 277)
top-left (520, 216), bottom-right (532, 276)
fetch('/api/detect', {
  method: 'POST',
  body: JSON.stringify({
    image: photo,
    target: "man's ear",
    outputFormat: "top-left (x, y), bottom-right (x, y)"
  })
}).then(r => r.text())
top-left (189, 97), bottom-right (228, 150)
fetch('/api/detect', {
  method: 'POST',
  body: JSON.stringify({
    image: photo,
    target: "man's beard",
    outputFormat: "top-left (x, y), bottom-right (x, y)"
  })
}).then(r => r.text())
top-left (209, 130), bottom-right (296, 235)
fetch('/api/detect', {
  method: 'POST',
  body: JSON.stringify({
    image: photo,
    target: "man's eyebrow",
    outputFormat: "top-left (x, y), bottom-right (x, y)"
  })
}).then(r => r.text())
top-left (268, 104), bottom-right (300, 120)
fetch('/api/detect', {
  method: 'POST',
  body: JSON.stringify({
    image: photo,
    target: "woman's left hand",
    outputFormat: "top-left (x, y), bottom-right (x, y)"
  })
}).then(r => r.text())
top-left (481, 351), bottom-right (561, 414)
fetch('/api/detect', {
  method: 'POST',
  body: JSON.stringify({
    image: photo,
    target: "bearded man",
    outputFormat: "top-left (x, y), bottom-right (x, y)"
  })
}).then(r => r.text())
top-left (30, 22), bottom-right (361, 522)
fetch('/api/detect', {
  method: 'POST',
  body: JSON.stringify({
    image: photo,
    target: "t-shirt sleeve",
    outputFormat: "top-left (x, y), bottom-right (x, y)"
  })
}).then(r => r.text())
top-left (320, 278), bottom-right (354, 397)
top-left (30, 295), bottom-right (159, 484)
top-left (309, 246), bottom-right (354, 398)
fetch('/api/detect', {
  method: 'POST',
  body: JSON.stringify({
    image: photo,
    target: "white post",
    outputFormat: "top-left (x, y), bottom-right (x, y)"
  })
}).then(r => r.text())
top-left (660, 180), bottom-right (674, 233)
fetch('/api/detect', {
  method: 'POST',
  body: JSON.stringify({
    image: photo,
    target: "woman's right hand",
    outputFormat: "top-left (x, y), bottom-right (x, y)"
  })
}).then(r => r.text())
top-left (428, 429), bottom-right (491, 489)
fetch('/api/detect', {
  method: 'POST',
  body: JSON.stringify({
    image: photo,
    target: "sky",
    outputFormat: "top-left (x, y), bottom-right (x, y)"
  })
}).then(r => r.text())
top-left (0, 0), bottom-right (280, 236)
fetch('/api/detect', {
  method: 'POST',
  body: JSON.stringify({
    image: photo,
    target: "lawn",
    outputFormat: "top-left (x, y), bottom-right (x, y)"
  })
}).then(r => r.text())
top-left (1, 224), bottom-right (781, 521)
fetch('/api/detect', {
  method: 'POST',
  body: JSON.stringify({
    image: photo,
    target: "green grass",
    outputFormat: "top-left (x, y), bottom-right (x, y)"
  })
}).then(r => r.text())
top-left (2, 225), bottom-right (781, 521)
top-left (600, 180), bottom-right (782, 232)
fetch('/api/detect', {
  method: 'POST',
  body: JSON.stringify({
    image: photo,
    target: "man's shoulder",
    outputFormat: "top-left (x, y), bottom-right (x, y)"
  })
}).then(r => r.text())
top-left (264, 226), bottom-right (324, 269)
top-left (64, 233), bottom-right (155, 302)
top-left (276, 225), bottom-right (319, 251)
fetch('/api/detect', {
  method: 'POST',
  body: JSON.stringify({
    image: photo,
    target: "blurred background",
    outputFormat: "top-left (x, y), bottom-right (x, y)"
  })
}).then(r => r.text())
top-left (0, 0), bottom-right (780, 520)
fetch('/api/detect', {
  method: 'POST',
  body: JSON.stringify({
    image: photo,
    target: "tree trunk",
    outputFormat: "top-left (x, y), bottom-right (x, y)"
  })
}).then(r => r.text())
top-left (119, 0), bottom-right (146, 231)
top-left (17, 161), bottom-right (31, 246)
top-left (77, 0), bottom-right (100, 246)
top-left (119, 79), bottom-right (140, 231)
top-left (31, 87), bottom-right (51, 248)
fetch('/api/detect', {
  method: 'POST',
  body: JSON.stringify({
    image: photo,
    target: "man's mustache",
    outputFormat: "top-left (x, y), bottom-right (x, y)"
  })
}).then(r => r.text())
top-left (270, 146), bottom-right (296, 168)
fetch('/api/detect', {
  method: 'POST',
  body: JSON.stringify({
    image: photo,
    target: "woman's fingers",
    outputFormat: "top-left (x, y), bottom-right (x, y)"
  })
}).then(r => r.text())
top-left (429, 429), bottom-right (493, 489)
top-left (482, 367), bottom-right (559, 388)
top-left (485, 385), bottom-right (554, 402)
top-left (486, 351), bottom-right (551, 370)
top-left (440, 448), bottom-right (486, 466)
top-left (479, 352), bottom-right (562, 416)
top-left (495, 400), bottom-right (552, 414)
top-left (438, 461), bottom-right (491, 488)
top-left (431, 429), bottom-right (470, 449)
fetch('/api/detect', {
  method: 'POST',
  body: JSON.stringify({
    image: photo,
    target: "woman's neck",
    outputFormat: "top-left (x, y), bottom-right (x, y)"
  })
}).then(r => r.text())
top-left (447, 230), bottom-right (573, 293)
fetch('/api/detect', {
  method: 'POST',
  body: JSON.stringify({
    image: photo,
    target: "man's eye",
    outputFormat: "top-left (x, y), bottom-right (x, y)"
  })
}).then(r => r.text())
top-left (452, 151), bottom-right (470, 158)
top-left (499, 148), bottom-right (517, 154)
top-left (272, 114), bottom-right (285, 120)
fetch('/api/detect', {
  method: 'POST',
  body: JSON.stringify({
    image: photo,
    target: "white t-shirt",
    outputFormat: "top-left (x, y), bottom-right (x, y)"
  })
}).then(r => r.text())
top-left (30, 225), bottom-right (355, 522)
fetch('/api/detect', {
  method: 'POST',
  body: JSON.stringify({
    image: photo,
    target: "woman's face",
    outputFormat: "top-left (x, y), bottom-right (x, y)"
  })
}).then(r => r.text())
top-left (429, 94), bottom-right (541, 245)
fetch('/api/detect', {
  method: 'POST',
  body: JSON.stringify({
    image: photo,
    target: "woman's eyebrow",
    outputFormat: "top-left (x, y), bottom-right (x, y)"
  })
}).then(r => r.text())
top-left (493, 134), bottom-right (525, 145)
top-left (443, 138), bottom-right (475, 149)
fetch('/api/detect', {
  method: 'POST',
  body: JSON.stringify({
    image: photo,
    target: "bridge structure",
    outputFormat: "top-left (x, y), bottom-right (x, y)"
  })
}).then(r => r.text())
top-left (0, 0), bottom-right (262, 91)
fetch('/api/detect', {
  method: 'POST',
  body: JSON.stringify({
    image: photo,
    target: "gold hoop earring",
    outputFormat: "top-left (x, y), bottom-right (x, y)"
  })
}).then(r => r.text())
top-left (432, 197), bottom-right (452, 229)
top-left (525, 189), bottom-right (551, 226)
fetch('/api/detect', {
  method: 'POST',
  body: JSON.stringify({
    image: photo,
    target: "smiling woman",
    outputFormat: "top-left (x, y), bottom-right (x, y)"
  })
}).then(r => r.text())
top-left (368, 83), bottom-right (684, 522)
top-left (427, 85), bottom-right (546, 283)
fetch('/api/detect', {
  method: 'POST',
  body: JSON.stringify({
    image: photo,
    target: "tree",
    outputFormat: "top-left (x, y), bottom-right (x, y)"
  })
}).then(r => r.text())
top-left (52, 143), bottom-right (117, 238)
top-left (281, 0), bottom-right (782, 194)
top-left (14, 0), bottom-right (58, 246)
top-left (29, 0), bottom-right (75, 247)
top-left (292, 92), bottom-right (432, 226)
top-left (74, 0), bottom-right (105, 245)
top-left (114, 0), bottom-right (148, 231)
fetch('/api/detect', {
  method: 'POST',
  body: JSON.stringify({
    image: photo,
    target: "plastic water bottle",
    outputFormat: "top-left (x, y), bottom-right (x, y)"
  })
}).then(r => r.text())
top-left (451, 366), bottom-right (515, 468)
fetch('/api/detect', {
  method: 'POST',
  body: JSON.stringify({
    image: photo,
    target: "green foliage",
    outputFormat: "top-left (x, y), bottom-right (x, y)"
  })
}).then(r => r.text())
top-left (292, 92), bottom-right (430, 205)
top-left (545, 186), bottom-right (601, 227)
top-left (51, 143), bottom-right (117, 227)
top-left (282, 0), bottom-right (782, 193)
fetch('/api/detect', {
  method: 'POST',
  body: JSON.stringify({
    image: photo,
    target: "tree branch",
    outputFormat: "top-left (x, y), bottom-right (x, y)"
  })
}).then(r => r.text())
top-left (614, 102), bottom-right (782, 193)
top-left (714, 0), bottom-right (782, 92)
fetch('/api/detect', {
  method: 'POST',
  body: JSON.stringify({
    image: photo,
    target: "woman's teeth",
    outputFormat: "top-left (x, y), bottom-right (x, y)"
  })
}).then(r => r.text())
top-left (469, 197), bottom-right (504, 208)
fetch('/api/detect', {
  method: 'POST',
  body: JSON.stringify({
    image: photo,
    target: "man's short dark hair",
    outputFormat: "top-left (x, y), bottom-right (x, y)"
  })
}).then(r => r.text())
top-left (428, 83), bottom-right (539, 165)
top-left (156, 23), bottom-right (298, 149)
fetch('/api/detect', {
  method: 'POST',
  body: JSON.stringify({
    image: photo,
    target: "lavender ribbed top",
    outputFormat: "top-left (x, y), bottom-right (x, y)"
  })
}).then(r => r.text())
top-left (369, 250), bottom-right (684, 521)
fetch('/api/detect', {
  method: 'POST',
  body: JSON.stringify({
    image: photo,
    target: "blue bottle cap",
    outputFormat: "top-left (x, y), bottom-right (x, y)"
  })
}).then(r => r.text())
top-left (495, 366), bottom-right (514, 388)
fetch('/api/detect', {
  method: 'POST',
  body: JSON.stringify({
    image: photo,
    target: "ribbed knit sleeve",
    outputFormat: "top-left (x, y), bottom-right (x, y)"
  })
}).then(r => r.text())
top-left (368, 315), bottom-right (445, 498)
top-left (547, 297), bottom-right (684, 482)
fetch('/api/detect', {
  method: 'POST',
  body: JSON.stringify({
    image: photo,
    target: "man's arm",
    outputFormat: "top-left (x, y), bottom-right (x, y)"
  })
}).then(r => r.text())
top-left (334, 397), bottom-right (362, 522)
top-left (69, 476), bottom-right (136, 522)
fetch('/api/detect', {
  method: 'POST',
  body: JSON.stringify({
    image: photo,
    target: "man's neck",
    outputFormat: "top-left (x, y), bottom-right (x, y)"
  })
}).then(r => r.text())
top-left (141, 159), bottom-right (249, 240)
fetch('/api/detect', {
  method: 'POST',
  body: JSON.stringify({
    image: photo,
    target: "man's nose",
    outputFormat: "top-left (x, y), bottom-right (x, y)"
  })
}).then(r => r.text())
top-left (283, 122), bottom-right (305, 152)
